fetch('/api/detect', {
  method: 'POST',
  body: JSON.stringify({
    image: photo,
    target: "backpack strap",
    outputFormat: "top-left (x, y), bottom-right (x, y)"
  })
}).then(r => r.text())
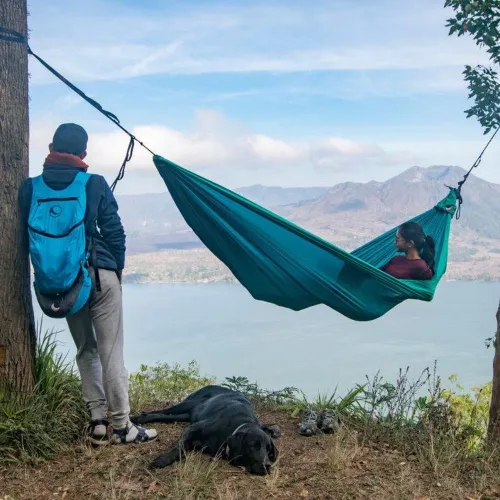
top-left (70, 172), bottom-right (102, 293)
top-left (92, 233), bottom-right (101, 292)
top-left (73, 170), bottom-right (91, 187)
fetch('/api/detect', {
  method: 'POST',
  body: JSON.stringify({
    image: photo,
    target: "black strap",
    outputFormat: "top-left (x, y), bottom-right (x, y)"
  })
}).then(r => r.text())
top-left (0, 27), bottom-right (26, 44)
top-left (90, 233), bottom-right (101, 292)
top-left (0, 26), bottom-right (156, 191)
top-left (110, 136), bottom-right (135, 192)
top-left (91, 419), bottom-right (109, 427)
top-left (454, 127), bottom-right (499, 220)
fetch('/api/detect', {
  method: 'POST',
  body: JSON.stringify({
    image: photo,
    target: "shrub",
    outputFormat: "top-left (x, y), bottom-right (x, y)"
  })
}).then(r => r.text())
top-left (129, 360), bottom-right (214, 413)
top-left (0, 328), bottom-right (86, 464)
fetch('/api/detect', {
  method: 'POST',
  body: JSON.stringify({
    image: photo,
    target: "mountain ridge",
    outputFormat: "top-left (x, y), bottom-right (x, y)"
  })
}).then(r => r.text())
top-left (118, 165), bottom-right (500, 282)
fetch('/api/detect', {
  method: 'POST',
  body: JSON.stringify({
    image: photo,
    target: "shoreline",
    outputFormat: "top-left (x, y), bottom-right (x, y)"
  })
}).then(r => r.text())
top-left (121, 278), bottom-right (500, 285)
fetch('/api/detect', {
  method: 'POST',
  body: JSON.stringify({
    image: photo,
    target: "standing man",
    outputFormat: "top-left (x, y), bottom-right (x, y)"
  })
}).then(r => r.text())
top-left (19, 123), bottom-right (157, 445)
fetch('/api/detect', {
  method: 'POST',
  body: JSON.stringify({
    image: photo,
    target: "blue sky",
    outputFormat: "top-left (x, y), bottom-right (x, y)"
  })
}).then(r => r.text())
top-left (26, 0), bottom-right (499, 194)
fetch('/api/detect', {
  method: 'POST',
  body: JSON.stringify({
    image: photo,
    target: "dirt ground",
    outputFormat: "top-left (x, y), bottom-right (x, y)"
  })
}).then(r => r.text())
top-left (1, 408), bottom-right (499, 500)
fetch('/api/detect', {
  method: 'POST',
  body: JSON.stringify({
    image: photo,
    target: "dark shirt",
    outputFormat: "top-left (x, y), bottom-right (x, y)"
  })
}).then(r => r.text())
top-left (381, 256), bottom-right (433, 280)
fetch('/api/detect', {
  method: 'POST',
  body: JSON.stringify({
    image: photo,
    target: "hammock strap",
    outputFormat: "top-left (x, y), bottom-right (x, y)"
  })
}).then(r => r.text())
top-left (0, 26), bottom-right (157, 191)
top-left (454, 127), bottom-right (499, 219)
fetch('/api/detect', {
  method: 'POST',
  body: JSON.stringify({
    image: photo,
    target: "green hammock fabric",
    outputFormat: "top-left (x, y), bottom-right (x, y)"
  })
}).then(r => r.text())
top-left (152, 155), bottom-right (457, 322)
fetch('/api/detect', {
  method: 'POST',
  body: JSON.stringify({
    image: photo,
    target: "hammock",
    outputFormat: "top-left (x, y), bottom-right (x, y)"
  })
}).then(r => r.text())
top-left (153, 155), bottom-right (457, 322)
top-left (6, 31), bottom-right (493, 321)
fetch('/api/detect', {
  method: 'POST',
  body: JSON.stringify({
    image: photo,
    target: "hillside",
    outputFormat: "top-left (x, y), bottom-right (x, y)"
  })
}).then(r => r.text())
top-left (117, 185), bottom-right (329, 253)
top-left (2, 406), bottom-right (492, 499)
top-left (120, 166), bottom-right (500, 283)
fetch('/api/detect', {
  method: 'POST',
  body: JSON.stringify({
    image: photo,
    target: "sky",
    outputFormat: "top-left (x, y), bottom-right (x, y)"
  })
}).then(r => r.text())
top-left (26, 0), bottom-right (500, 194)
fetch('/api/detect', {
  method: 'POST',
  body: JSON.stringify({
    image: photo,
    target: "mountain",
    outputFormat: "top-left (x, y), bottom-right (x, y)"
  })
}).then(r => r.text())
top-left (117, 185), bottom-right (330, 253)
top-left (235, 185), bottom-right (329, 208)
top-left (120, 165), bottom-right (500, 282)
top-left (283, 165), bottom-right (500, 246)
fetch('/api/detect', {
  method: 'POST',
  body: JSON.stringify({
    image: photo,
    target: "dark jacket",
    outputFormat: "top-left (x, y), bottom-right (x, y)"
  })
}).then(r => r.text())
top-left (19, 164), bottom-right (126, 271)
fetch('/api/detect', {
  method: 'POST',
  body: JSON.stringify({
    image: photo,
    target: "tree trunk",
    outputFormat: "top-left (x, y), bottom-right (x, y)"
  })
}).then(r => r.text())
top-left (0, 0), bottom-right (36, 396)
top-left (488, 302), bottom-right (500, 443)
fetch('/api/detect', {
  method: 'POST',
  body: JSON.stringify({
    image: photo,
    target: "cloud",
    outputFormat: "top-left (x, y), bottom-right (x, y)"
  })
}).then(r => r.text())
top-left (27, 0), bottom-right (487, 85)
top-left (78, 111), bottom-right (307, 172)
top-left (29, 109), bottom-right (500, 194)
top-left (309, 138), bottom-right (417, 169)
top-left (30, 110), bottom-right (415, 180)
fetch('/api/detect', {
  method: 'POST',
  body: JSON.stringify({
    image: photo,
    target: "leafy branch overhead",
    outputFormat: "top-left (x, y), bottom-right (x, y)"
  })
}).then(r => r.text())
top-left (445, 0), bottom-right (500, 133)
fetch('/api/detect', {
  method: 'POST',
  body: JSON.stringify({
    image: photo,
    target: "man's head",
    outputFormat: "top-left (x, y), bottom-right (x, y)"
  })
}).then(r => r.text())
top-left (49, 123), bottom-right (88, 159)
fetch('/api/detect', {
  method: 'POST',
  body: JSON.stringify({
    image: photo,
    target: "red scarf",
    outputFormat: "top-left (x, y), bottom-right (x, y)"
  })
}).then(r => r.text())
top-left (44, 152), bottom-right (89, 171)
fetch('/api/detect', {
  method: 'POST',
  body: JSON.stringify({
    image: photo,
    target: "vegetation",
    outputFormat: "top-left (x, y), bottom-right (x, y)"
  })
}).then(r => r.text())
top-left (445, 0), bottom-right (500, 134)
top-left (129, 361), bottom-right (214, 412)
top-left (446, 0), bottom-right (500, 445)
top-left (0, 328), bottom-right (86, 464)
top-left (2, 331), bottom-right (499, 498)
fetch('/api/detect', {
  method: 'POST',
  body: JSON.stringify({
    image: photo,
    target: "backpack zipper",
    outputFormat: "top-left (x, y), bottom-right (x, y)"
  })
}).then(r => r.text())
top-left (28, 220), bottom-right (84, 238)
top-left (37, 197), bottom-right (78, 205)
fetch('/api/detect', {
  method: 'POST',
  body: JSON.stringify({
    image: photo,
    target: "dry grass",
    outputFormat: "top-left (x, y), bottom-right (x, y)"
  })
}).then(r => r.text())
top-left (326, 426), bottom-right (361, 472)
top-left (2, 407), bottom-right (500, 500)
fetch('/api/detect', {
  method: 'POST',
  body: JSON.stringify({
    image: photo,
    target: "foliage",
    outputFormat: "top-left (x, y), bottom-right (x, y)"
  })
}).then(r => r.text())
top-left (0, 328), bottom-right (86, 464)
top-left (222, 376), bottom-right (298, 408)
top-left (0, 332), bottom-right (492, 477)
top-left (441, 374), bottom-right (492, 448)
top-left (128, 360), bottom-right (214, 412)
top-left (358, 362), bottom-right (491, 461)
top-left (445, 0), bottom-right (500, 133)
top-left (361, 366), bottom-right (434, 425)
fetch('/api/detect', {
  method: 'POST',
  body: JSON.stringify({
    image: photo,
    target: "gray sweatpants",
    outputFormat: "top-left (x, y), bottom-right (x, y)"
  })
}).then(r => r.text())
top-left (66, 269), bottom-right (130, 429)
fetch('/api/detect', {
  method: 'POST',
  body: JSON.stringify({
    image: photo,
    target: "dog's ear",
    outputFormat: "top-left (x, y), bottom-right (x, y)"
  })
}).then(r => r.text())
top-left (225, 434), bottom-right (243, 462)
top-left (261, 424), bottom-right (281, 438)
top-left (267, 439), bottom-right (278, 463)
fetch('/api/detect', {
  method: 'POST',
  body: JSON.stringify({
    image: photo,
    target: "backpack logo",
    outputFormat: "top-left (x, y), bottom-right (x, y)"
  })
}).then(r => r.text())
top-left (49, 205), bottom-right (63, 217)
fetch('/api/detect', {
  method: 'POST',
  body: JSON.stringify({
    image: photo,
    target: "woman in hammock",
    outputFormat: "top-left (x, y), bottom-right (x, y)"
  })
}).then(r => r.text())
top-left (381, 221), bottom-right (435, 280)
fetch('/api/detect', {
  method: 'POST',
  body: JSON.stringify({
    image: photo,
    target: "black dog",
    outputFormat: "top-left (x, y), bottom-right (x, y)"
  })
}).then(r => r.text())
top-left (132, 385), bottom-right (280, 475)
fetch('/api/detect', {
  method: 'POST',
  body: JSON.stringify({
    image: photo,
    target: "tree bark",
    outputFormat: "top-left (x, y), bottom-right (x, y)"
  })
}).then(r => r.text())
top-left (0, 0), bottom-right (36, 396)
top-left (488, 301), bottom-right (500, 443)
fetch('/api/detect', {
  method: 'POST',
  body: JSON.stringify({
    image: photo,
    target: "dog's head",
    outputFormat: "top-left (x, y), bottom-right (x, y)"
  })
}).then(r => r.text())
top-left (225, 424), bottom-right (278, 475)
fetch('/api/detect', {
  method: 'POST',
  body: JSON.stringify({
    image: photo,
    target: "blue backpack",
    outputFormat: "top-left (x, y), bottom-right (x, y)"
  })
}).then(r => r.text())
top-left (28, 172), bottom-right (93, 318)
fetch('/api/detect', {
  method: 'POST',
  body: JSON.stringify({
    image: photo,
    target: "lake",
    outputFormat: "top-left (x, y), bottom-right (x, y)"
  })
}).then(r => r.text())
top-left (37, 281), bottom-right (496, 398)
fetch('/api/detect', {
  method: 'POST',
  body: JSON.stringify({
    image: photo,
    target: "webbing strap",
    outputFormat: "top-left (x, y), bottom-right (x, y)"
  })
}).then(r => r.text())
top-left (454, 127), bottom-right (499, 220)
top-left (0, 26), bottom-right (157, 191)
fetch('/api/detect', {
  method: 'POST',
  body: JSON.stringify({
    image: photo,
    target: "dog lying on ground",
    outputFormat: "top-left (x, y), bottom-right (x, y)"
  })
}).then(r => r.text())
top-left (132, 385), bottom-right (281, 475)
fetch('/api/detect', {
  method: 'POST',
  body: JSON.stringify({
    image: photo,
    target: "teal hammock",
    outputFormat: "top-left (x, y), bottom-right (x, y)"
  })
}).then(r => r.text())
top-left (3, 27), bottom-right (495, 321)
top-left (153, 155), bottom-right (457, 322)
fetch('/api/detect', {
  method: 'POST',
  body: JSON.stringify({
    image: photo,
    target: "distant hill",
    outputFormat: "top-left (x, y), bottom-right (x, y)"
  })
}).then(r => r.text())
top-left (282, 165), bottom-right (500, 246)
top-left (119, 165), bottom-right (500, 282)
top-left (117, 185), bottom-right (330, 253)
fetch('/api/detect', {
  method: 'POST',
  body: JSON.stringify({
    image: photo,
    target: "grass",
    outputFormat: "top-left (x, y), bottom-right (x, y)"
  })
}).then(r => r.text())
top-left (129, 360), bottom-right (214, 413)
top-left (326, 426), bottom-right (361, 471)
top-left (1, 330), bottom-right (500, 499)
top-left (0, 327), bottom-right (86, 464)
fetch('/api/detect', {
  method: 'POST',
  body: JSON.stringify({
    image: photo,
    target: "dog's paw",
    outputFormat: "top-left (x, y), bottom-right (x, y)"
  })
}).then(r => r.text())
top-left (262, 424), bottom-right (281, 438)
top-left (150, 449), bottom-right (179, 469)
top-left (130, 413), bottom-right (143, 425)
top-left (268, 425), bottom-right (281, 438)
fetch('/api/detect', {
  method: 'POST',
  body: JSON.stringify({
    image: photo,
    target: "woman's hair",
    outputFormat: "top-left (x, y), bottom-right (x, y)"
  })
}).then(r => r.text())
top-left (399, 221), bottom-right (435, 271)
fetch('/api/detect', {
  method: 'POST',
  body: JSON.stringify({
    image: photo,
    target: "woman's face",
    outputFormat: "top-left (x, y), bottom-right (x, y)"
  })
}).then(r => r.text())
top-left (395, 230), bottom-right (411, 252)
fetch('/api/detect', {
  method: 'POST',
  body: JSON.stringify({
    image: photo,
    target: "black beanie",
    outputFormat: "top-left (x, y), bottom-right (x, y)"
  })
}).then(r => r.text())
top-left (52, 123), bottom-right (88, 156)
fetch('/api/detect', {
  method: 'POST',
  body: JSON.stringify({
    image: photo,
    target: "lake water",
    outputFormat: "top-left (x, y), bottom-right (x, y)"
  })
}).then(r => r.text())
top-left (37, 281), bottom-right (496, 398)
